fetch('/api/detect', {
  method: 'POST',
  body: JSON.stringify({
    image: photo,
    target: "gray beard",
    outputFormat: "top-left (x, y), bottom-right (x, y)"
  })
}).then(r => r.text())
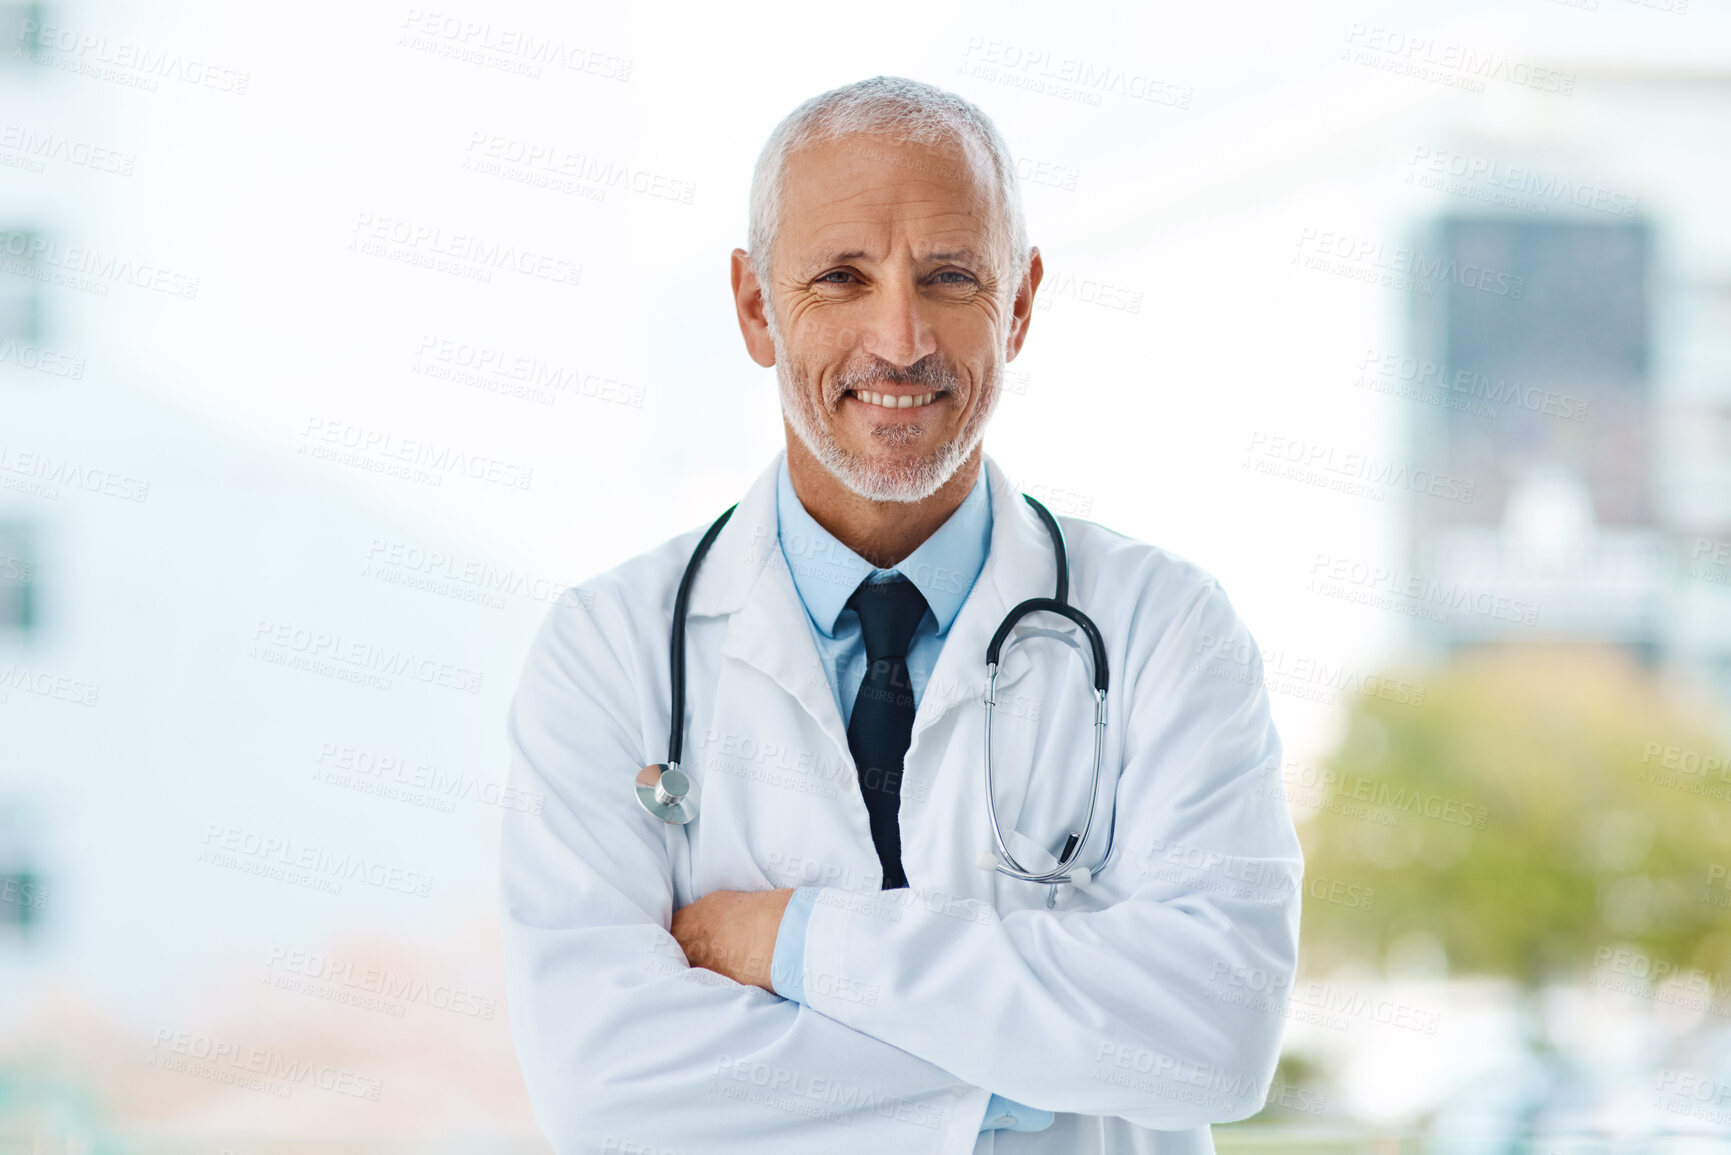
top-left (774, 337), bottom-right (1002, 504)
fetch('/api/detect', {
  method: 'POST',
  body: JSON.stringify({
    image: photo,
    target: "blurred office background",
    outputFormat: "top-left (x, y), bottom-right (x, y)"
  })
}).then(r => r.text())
top-left (3, 0), bottom-right (1731, 1150)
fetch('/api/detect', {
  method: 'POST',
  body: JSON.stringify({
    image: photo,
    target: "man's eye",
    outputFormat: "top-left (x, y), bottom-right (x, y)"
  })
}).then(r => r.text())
top-left (818, 271), bottom-right (856, 284)
top-left (934, 271), bottom-right (975, 284)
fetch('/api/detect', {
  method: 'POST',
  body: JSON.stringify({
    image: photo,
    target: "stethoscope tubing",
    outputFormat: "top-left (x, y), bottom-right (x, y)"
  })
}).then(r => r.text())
top-left (665, 503), bottom-right (736, 769)
top-left (649, 489), bottom-right (1116, 895)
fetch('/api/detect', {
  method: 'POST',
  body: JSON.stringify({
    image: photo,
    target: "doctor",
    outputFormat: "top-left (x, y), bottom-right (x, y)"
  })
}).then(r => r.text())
top-left (500, 76), bottom-right (1302, 1154)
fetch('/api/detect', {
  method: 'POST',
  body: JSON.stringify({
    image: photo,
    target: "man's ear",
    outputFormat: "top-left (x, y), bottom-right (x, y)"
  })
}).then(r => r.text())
top-left (731, 249), bottom-right (777, 368)
top-left (1005, 246), bottom-right (1044, 362)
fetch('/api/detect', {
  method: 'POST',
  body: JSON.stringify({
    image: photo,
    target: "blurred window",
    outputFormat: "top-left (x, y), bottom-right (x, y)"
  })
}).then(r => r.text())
top-left (0, 229), bottom-right (44, 343)
top-left (0, 807), bottom-right (42, 933)
top-left (0, 520), bottom-right (37, 633)
top-left (0, 4), bottom-right (43, 65)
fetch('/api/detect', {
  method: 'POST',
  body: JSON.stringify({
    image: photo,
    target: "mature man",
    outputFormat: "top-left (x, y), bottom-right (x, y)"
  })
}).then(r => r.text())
top-left (500, 76), bottom-right (1302, 1154)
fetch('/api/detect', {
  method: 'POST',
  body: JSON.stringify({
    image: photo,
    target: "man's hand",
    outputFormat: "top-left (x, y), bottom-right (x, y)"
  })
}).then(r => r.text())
top-left (671, 888), bottom-right (796, 992)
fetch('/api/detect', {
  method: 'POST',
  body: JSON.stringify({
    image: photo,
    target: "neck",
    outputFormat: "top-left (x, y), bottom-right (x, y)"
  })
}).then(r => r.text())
top-left (784, 429), bottom-right (982, 569)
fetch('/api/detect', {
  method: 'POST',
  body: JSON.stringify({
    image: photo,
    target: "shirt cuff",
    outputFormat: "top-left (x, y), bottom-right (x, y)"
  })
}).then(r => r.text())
top-left (980, 1093), bottom-right (1055, 1133)
top-left (769, 886), bottom-right (819, 1002)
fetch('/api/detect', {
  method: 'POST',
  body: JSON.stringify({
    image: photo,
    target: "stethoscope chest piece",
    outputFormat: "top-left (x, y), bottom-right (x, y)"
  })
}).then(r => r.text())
top-left (635, 764), bottom-right (700, 824)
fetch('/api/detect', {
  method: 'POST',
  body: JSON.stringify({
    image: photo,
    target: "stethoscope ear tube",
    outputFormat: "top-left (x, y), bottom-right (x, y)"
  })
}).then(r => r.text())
top-left (665, 504), bottom-right (737, 768)
top-left (636, 504), bottom-right (737, 824)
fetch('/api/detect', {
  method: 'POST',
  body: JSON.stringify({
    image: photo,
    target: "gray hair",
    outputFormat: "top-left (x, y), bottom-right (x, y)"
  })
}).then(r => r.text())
top-left (747, 76), bottom-right (1029, 332)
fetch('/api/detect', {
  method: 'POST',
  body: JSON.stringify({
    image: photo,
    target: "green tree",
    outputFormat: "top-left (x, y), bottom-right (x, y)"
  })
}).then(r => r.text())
top-left (1297, 645), bottom-right (1731, 986)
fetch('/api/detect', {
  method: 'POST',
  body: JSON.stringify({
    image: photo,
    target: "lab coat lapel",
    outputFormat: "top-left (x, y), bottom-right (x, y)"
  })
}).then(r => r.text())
top-left (687, 458), bottom-right (852, 764)
top-left (722, 563), bottom-right (851, 763)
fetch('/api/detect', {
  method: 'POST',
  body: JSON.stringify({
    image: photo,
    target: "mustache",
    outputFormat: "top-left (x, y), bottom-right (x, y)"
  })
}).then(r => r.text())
top-left (831, 355), bottom-right (959, 401)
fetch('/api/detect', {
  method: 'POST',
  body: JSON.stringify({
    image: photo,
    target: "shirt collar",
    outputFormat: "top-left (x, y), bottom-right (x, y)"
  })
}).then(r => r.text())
top-left (776, 453), bottom-right (993, 639)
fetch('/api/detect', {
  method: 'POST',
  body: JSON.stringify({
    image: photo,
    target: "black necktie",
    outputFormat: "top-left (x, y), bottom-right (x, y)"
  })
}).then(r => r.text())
top-left (845, 577), bottom-right (928, 891)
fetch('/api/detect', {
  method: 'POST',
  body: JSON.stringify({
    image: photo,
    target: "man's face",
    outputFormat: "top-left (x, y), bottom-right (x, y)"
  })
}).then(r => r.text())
top-left (755, 131), bottom-right (1031, 503)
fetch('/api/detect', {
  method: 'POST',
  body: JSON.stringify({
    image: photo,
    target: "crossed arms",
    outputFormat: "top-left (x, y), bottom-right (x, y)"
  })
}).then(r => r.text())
top-left (498, 576), bottom-right (1302, 1154)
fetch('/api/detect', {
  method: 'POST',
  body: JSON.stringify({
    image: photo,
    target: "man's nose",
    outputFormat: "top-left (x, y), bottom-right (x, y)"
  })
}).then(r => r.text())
top-left (859, 278), bottom-right (937, 367)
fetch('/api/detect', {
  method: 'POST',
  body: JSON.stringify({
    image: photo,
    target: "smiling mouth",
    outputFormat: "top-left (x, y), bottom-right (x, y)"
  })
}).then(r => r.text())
top-left (848, 389), bottom-right (940, 410)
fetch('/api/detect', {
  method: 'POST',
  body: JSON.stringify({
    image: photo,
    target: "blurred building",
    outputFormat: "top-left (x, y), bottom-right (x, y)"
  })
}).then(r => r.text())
top-left (1, 3), bottom-right (49, 952)
top-left (1408, 216), bottom-right (1667, 655)
top-left (0, 5), bottom-right (547, 1140)
top-left (1403, 74), bottom-right (1731, 700)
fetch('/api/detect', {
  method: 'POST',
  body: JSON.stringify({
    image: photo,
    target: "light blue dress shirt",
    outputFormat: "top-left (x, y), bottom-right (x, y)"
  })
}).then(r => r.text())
top-left (772, 455), bottom-right (990, 729)
top-left (764, 457), bottom-right (1053, 1136)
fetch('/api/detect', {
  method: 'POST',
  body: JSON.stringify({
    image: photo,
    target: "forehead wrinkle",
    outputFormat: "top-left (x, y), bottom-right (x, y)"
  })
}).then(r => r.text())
top-left (795, 209), bottom-right (992, 258)
top-left (795, 183), bottom-right (990, 225)
top-left (804, 213), bottom-right (987, 245)
top-left (782, 150), bottom-right (1010, 278)
top-left (784, 145), bottom-right (997, 215)
top-left (774, 131), bottom-right (1006, 269)
top-left (796, 164), bottom-right (990, 205)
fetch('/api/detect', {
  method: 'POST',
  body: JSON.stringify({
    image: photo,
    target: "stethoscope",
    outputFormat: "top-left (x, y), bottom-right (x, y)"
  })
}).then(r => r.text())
top-left (634, 493), bottom-right (1119, 905)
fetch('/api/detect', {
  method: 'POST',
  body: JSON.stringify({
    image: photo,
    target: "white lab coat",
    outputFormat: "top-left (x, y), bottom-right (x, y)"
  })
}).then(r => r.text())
top-left (500, 454), bottom-right (1303, 1155)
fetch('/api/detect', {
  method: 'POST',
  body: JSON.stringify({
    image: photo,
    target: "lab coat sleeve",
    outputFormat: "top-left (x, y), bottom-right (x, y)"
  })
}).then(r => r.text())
top-left (498, 588), bottom-right (993, 1155)
top-left (795, 577), bottom-right (1304, 1128)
